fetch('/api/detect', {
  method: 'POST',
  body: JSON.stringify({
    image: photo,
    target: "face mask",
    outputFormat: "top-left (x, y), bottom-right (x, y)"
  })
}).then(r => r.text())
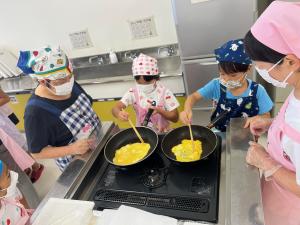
top-left (255, 58), bottom-right (294, 88)
top-left (47, 75), bottom-right (74, 96)
top-left (136, 82), bottom-right (156, 94)
top-left (0, 171), bottom-right (18, 199)
top-left (220, 74), bottom-right (247, 89)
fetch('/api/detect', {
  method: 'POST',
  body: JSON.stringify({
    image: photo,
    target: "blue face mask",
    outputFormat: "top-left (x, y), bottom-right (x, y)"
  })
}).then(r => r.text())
top-left (255, 58), bottom-right (294, 88)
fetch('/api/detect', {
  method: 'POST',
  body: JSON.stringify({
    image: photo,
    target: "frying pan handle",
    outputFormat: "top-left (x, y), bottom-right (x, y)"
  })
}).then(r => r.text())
top-left (206, 109), bottom-right (230, 129)
top-left (142, 101), bottom-right (157, 126)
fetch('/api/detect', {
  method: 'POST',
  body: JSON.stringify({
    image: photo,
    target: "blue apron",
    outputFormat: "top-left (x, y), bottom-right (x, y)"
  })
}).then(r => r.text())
top-left (210, 81), bottom-right (259, 132)
top-left (26, 85), bottom-right (100, 170)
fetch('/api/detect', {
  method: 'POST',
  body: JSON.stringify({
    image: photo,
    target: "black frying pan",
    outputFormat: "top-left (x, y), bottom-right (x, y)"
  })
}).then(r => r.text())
top-left (161, 109), bottom-right (229, 163)
top-left (104, 126), bottom-right (158, 167)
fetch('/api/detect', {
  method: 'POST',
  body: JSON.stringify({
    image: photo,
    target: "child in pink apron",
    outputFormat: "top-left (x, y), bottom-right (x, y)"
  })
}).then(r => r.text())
top-left (0, 112), bottom-right (44, 183)
top-left (244, 2), bottom-right (300, 224)
top-left (112, 54), bottom-right (179, 133)
top-left (0, 160), bottom-right (32, 225)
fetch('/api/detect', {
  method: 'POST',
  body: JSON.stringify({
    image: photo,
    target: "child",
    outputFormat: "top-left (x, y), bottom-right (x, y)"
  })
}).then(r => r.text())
top-left (0, 90), bottom-right (44, 183)
top-left (112, 53), bottom-right (179, 133)
top-left (180, 39), bottom-right (273, 131)
top-left (0, 160), bottom-right (32, 224)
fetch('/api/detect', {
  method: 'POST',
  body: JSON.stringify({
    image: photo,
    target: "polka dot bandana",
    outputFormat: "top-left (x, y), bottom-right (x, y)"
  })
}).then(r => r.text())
top-left (132, 53), bottom-right (159, 76)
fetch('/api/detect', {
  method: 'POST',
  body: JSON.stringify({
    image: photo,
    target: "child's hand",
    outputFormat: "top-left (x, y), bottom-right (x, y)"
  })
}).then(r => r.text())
top-left (118, 110), bottom-right (129, 121)
top-left (149, 106), bottom-right (163, 115)
top-left (180, 110), bottom-right (192, 125)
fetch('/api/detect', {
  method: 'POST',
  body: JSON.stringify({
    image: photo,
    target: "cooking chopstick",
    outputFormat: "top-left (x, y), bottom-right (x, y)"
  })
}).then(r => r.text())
top-left (122, 109), bottom-right (144, 143)
top-left (128, 118), bottom-right (144, 143)
top-left (188, 123), bottom-right (195, 151)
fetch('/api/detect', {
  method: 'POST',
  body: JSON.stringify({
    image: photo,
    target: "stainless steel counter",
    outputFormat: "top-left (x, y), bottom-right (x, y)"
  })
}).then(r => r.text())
top-left (226, 118), bottom-right (264, 225)
top-left (31, 119), bottom-right (264, 225)
top-left (30, 121), bottom-right (116, 224)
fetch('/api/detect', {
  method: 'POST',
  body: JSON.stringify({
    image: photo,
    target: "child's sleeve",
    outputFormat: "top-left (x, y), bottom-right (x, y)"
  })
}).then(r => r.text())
top-left (120, 89), bottom-right (134, 106)
top-left (256, 84), bottom-right (273, 114)
top-left (197, 79), bottom-right (219, 100)
top-left (164, 90), bottom-right (180, 111)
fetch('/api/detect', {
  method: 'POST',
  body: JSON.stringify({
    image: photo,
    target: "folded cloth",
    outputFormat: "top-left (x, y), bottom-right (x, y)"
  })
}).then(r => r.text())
top-left (109, 205), bottom-right (177, 225)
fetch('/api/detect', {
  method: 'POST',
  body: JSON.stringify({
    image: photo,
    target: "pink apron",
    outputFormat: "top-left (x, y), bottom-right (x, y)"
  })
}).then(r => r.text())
top-left (0, 198), bottom-right (32, 225)
top-left (0, 113), bottom-right (34, 171)
top-left (132, 87), bottom-right (169, 133)
top-left (263, 93), bottom-right (300, 225)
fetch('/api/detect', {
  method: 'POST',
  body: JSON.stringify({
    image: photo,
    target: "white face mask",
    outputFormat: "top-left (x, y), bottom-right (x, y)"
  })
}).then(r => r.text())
top-left (47, 76), bottom-right (74, 96)
top-left (0, 171), bottom-right (19, 199)
top-left (220, 74), bottom-right (247, 89)
top-left (255, 58), bottom-right (294, 88)
top-left (136, 82), bottom-right (156, 94)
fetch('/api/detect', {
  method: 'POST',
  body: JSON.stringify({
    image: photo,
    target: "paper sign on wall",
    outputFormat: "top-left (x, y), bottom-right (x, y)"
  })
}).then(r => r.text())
top-left (129, 16), bottom-right (157, 40)
top-left (69, 29), bottom-right (93, 49)
top-left (9, 95), bottom-right (18, 104)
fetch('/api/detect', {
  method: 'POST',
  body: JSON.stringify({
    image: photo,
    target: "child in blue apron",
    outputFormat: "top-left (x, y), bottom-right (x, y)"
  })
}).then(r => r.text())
top-left (180, 39), bottom-right (273, 132)
top-left (17, 46), bottom-right (101, 171)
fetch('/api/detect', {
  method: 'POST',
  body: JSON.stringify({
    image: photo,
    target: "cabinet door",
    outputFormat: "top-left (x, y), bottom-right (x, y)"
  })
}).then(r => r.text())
top-left (92, 101), bottom-right (136, 129)
top-left (182, 58), bottom-right (219, 109)
top-left (8, 94), bottom-right (31, 131)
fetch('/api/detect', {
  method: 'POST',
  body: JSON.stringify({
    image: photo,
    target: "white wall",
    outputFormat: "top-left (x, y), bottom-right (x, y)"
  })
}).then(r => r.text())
top-left (0, 0), bottom-right (178, 58)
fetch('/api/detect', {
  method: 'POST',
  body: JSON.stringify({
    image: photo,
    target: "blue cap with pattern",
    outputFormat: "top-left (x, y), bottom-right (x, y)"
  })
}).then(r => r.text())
top-left (214, 39), bottom-right (252, 65)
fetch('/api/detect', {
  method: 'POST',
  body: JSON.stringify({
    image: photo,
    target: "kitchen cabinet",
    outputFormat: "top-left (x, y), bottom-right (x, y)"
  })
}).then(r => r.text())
top-left (9, 95), bottom-right (186, 131)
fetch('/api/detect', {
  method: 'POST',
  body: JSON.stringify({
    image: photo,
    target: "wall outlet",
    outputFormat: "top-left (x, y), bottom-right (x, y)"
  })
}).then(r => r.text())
top-left (129, 16), bottom-right (157, 40)
top-left (69, 29), bottom-right (93, 49)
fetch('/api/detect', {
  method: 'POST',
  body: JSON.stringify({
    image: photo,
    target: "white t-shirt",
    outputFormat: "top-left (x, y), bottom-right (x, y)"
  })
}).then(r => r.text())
top-left (282, 91), bottom-right (300, 185)
top-left (120, 82), bottom-right (179, 111)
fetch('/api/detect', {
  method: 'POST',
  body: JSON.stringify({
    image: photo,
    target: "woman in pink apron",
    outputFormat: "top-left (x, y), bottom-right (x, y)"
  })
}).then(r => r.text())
top-left (244, 2), bottom-right (300, 224)
top-left (112, 54), bottom-right (179, 133)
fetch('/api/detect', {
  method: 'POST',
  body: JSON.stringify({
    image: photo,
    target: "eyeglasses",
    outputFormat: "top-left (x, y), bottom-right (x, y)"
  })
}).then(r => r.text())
top-left (134, 75), bottom-right (158, 82)
top-left (46, 73), bottom-right (73, 86)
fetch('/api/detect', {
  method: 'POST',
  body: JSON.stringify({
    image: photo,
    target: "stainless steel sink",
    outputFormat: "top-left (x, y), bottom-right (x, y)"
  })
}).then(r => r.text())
top-left (73, 56), bottom-right (181, 81)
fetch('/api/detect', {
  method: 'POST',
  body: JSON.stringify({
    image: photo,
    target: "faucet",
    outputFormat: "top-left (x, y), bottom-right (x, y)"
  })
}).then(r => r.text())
top-left (88, 55), bottom-right (104, 65)
top-left (124, 51), bottom-right (137, 61)
top-left (158, 46), bottom-right (175, 57)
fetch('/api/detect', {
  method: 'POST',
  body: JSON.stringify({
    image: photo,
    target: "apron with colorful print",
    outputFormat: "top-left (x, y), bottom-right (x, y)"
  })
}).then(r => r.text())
top-left (211, 81), bottom-right (259, 132)
top-left (132, 87), bottom-right (169, 133)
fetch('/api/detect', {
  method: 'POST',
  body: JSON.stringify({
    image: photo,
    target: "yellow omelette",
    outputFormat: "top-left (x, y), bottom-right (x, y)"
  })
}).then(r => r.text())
top-left (171, 139), bottom-right (202, 162)
top-left (113, 143), bottom-right (151, 166)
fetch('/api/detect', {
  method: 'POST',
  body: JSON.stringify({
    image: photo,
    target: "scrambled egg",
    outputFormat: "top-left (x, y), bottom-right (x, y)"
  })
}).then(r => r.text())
top-left (171, 139), bottom-right (202, 162)
top-left (113, 143), bottom-right (151, 166)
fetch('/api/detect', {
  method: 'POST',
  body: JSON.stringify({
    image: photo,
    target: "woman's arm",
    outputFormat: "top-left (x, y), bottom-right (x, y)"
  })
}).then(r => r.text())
top-left (272, 168), bottom-right (300, 197)
top-left (244, 112), bottom-right (272, 128)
